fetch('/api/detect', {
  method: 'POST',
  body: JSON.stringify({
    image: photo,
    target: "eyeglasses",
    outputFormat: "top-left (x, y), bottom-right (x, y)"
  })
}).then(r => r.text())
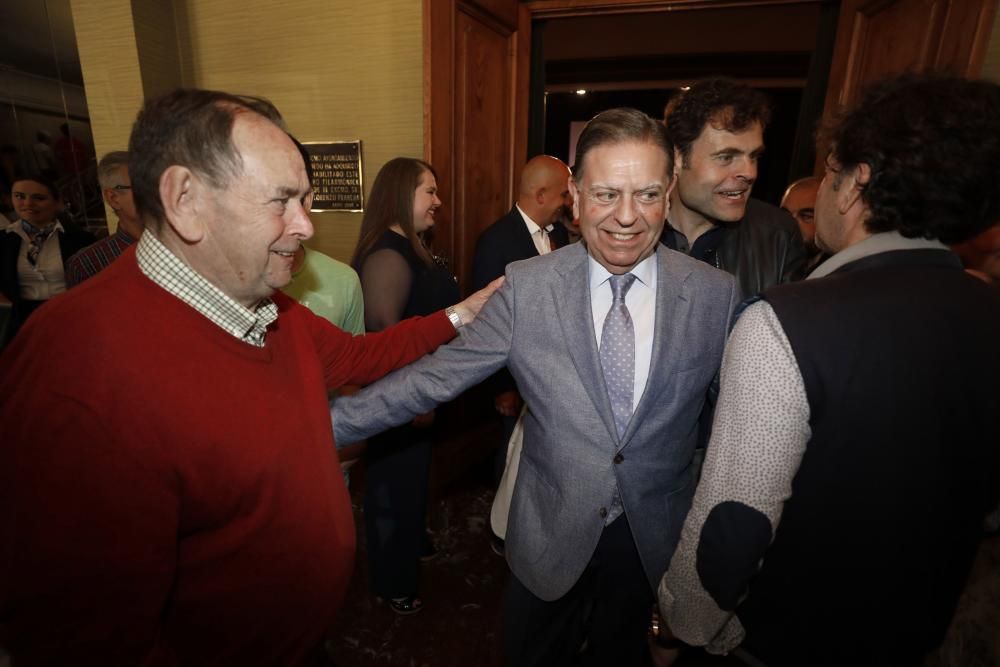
top-left (112, 185), bottom-right (132, 191)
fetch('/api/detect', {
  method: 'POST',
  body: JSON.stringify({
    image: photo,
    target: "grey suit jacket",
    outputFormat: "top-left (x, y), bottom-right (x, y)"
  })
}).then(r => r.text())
top-left (333, 243), bottom-right (738, 600)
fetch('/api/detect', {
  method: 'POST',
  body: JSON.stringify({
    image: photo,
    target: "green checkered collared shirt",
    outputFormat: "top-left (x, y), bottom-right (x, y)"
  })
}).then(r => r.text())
top-left (136, 231), bottom-right (279, 347)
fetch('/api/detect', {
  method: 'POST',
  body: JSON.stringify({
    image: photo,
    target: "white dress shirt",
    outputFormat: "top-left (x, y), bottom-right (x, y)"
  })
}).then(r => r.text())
top-left (516, 204), bottom-right (553, 256)
top-left (7, 220), bottom-right (66, 301)
top-left (588, 251), bottom-right (657, 414)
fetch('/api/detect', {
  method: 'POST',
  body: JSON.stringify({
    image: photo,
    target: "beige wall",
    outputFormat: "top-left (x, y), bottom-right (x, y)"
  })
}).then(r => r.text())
top-left (73, 0), bottom-right (423, 261)
top-left (70, 0), bottom-right (147, 231)
top-left (174, 0), bottom-right (423, 262)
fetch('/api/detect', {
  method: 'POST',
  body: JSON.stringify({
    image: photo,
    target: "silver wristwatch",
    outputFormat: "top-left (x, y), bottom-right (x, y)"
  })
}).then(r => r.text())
top-left (445, 306), bottom-right (463, 330)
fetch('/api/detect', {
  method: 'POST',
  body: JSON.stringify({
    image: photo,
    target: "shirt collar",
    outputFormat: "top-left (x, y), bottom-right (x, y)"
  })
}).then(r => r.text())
top-left (114, 225), bottom-right (139, 244)
top-left (516, 203), bottom-right (554, 235)
top-left (7, 219), bottom-right (64, 239)
top-left (136, 230), bottom-right (278, 347)
top-left (588, 248), bottom-right (657, 292)
top-left (808, 231), bottom-right (949, 279)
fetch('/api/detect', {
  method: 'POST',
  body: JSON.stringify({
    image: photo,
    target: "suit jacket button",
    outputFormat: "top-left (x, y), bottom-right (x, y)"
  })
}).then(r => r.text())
top-left (599, 507), bottom-right (608, 518)
top-left (613, 453), bottom-right (624, 464)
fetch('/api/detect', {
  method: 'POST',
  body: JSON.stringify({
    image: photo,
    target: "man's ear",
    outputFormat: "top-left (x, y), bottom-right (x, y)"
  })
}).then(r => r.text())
top-left (665, 172), bottom-right (678, 200)
top-left (159, 165), bottom-right (205, 243)
top-left (839, 163), bottom-right (870, 214)
top-left (568, 178), bottom-right (581, 220)
top-left (664, 174), bottom-right (678, 217)
top-left (102, 187), bottom-right (115, 209)
top-left (673, 147), bottom-right (684, 177)
top-left (535, 186), bottom-right (548, 206)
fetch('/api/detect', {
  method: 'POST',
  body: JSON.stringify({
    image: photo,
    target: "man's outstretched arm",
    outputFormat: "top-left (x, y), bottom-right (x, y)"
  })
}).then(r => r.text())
top-left (311, 277), bottom-right (504, 390)
top-left (331, 273), bottom-right (516, 445)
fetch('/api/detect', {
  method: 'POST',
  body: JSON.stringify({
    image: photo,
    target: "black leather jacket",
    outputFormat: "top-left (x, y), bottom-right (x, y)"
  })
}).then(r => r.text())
top-left (661, 198), bottom-right (808, 300)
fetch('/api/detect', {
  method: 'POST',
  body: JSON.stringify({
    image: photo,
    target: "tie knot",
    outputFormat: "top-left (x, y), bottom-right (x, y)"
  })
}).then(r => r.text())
top-left (609, 273), bottom-right (636, 303)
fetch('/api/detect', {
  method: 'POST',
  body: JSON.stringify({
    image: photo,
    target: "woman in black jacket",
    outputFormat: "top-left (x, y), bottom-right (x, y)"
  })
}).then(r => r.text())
top-left (1, 175), bottom-right (94, 343)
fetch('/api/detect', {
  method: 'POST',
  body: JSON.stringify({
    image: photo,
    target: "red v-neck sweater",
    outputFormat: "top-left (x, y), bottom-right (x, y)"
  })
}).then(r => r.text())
top-left (0, 247), bottom-right (455, 665)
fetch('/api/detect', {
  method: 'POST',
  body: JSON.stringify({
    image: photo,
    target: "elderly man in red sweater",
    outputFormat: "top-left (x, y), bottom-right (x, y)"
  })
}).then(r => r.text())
top-left (0, 89), bottom-right (498, 665)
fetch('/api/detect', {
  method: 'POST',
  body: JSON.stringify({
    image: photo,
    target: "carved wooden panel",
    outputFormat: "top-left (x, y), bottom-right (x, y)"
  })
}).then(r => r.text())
top-left (426, 0), bottom-right (520, 294)
top-left (935, 0), bottom-right (999, 75)
top-left (818, 0), bottom-right (997, 173)
top-left (452, 10), bottom-right (514, 291)
top-left (825, 0), bottom-right (997, 115)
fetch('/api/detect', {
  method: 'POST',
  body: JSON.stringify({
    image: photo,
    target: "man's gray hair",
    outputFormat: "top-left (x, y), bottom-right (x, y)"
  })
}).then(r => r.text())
top-left (97, 151), bottom-right (130, 189)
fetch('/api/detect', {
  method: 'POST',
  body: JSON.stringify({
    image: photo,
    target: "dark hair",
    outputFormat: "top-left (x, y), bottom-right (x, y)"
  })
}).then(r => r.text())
top-left (128, 88), bottom-right (284, 227)
top-left (574, 107), bottom-right (673, 183)
top-left (821, 73), bottom-right (1000, 244)
top-left (12, 174), bottom-right (60, 200)
top-left (664, 78), bottom-right (771, 166)
top-left (351, 158), bottom-right (436, 269)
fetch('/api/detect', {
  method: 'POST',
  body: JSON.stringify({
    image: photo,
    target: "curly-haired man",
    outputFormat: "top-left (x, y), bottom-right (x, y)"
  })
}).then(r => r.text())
top-left (662, 78), bottom-right (807, 298)
top-left (656, 73), bottom-right (1000, 666)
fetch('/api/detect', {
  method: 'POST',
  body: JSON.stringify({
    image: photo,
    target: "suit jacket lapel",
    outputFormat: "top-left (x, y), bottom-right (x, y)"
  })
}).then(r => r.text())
top-left (621, 249), bottom-right (692, 447)
top-left (551, 245), bottom-right (619, 444)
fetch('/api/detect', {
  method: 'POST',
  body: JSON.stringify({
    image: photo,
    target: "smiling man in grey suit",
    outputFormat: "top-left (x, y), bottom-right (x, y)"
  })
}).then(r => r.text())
top-left (332, 108), bottom-right (738, 666)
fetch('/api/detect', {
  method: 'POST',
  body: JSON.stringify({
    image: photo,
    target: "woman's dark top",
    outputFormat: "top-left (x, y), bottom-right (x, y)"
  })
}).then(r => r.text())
top-left (356, 230), bottom-right (458, 331)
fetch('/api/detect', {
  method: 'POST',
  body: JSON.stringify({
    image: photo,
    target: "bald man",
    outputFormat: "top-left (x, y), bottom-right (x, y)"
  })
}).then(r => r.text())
top-left (781, 176), bottom-right (821, 253)
top-left (472, 155), bottom-right (572, 293)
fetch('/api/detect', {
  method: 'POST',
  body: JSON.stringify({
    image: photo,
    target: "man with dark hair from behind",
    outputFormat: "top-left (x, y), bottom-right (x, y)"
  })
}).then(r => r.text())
top-left (0, 88), bottom-right (498, 665)
top-left (663, 77), bottom-right (807, 298)
top-left (65, 151), bottom-right (144, 287)
top-left (656, 73), bottom-right (1000, 667)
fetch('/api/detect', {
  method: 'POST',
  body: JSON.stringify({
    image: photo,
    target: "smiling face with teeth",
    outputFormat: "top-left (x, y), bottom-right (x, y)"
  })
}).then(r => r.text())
top-left (570, 140), bottom-right (672, 275)
top-left (672, 118), bottom-right (764, 227)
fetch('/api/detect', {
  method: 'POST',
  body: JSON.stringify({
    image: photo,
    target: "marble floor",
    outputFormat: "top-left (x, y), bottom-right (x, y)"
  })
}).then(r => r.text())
top-left (326, 465), bottom-right (508, 667)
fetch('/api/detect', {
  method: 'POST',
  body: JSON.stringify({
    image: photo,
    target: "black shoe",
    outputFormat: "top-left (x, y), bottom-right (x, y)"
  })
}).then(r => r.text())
top-left (490, 535), bottom-right (505, 557)
top-left (387, 596), bottom-right (424, 615)
top-left (420, 531), bottom-right (441, 562)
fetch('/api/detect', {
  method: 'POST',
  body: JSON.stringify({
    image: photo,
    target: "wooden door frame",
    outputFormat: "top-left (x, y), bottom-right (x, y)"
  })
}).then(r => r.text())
top-left (424, 0), bottom-right (828, 211)
top-left (515, 0), bottom-right (827, 170)
top-left (525, 0), bottom-right (824, 19)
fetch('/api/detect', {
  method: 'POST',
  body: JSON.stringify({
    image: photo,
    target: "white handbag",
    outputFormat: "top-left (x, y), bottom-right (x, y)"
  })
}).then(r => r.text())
top-left (490, 406), bottom-right (526, 539)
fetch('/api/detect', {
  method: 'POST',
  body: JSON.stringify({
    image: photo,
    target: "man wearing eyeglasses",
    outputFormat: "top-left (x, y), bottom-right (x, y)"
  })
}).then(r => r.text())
top-left (65, 151), bottom-right (143, 287)
top-left (780, 175), bottom-right (825, 274)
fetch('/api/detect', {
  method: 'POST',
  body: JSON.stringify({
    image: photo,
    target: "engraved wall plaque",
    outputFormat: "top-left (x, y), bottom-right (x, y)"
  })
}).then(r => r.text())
top-left (302, 141), bottom-right (364, 212)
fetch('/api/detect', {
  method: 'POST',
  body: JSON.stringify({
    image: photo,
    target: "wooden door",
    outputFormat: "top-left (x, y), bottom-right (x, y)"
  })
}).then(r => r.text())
top-left (424, 0), bottom-right (528, 295)
top-left (822, 0), bottom-right (998, 120)
top-left (422, 0), bottom-right (528, 488)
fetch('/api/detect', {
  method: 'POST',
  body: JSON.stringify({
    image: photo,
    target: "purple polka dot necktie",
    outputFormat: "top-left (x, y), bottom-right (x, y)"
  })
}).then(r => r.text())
top-left (600, 273), bottom-right (637, 438)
